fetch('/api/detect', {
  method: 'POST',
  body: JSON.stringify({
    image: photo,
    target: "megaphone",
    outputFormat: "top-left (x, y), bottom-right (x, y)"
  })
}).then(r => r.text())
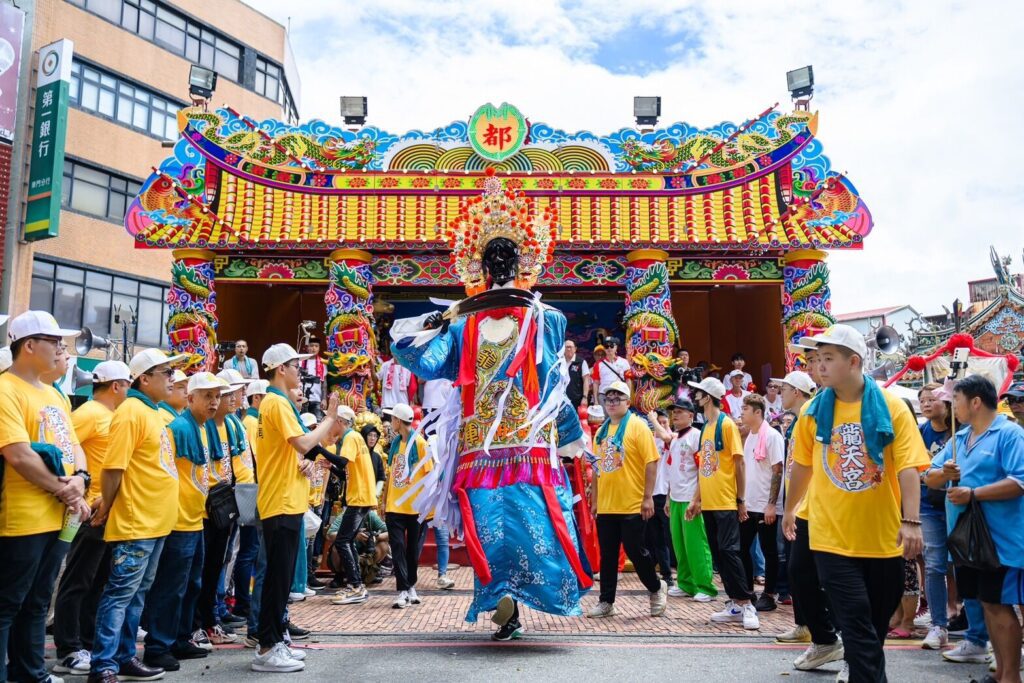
top-left (872, 325), bottom-right (902, 355)
top-left (72, 366), bottom-right (94, 393)
top-left (75, 327), bottom-right (111, 356)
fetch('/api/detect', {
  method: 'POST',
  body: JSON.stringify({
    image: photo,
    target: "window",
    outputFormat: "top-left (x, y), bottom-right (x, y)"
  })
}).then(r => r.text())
top-left (70, 60), bottom-right (181, 139)
top-left (62, 158), bottom-right (142, 222)
top-left (256, 56), bottom-right (299, 124)
top-left (30, 258), bottom-right (171, 347)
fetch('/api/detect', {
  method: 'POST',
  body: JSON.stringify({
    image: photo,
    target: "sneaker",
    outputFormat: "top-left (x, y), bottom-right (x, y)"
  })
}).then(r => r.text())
top-left (286, 622), bottom-right (310, 640)
top-left (795, 640), bottom-right (844, 670)
top-left (836, 661), bottom-right (850, 683)
top-left (118, 656), bottom-right (165, 680)
top-left (754, 593), bottom-right (777, 612)
top-left (206, 624), bottom-right (238, 644)
top-left (54, 649), bottom-right (91, 675)
top-left (709, 601), bottom-right (743, 623)
top-left (650, 580), bottom-right (668, 617)
top-left (303, 588), bottom-right (316, 597)
top-left (136, 627), bottom-right (147, 642)
top-left (778, 594), bottom-right (793, 605)
top-left (667, 586), bottom-right (688, 598)
top-left (327, 578), bottom-right (349, 590)
top-left (742, 603), bottom-right (760, 630)
top-left (87, 673), bottom-right (117, 683)
top-left (286, 646), bottom-right (307, 662)
top-left (288, 591), bottom-right (306, 603)
top-left (170, 641), bottom-right (208, 660)
top-left (393, 591), bottom-right (409, 609)
top-left (222, 613), bottom-right (247, 627)
top-left (142, 652), bottom-right (180, 672)
top-left (437, 575), bottom-right (455, 590)
top-left (331, 585), bottom-right (368, 605)
top-left (947, 610), bottom-right (968, 634)
top-left (913, 612), bottom-right (932, 628)
top-left (47, 676), bottom-right (66, 683)
top-left (408, 587), bottom-right (422, 604)
top-left (190, 628), bottom-right (214, 652)
top-left (692, 592), bottom-right (715, 603)
top-left (586, 601), bottom-right (617, 618)
top-left (307, 575), bottom-right (326, 589)
top-left (491, 595), bottom-right (516, 626)
top-left (243, 634), bottom-right (260, 649)
top-left (922, 625), bottom-right (948, 650)
top-left (776, 624), bottom-right (812, 644)
top-left (942, 639), bottom-right (989, 663)
top-left (492, 619), bottom-right (525, 641)
top-left (251, 642), bottom-right (304, 673)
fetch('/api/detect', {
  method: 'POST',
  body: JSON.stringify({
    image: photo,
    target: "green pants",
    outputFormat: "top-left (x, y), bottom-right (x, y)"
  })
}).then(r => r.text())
top-left (669, 500), bottom-right (718, 597)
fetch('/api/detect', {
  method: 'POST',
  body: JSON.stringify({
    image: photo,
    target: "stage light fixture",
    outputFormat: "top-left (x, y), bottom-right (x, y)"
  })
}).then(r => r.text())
top-left (633, 96), bottom-right (661, 127)
top-left (188, 65), bottom-right (217, 100)
top-left (786, 65), bottom-right (814, 99)
top-left (340, 96), bottom-right (368, 126)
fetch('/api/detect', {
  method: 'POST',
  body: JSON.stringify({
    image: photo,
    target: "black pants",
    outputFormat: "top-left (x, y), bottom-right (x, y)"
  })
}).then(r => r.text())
top-left (596, 514), bottom-right (662, 603)
top-left (788, 517), bottom-right (837, 644)
top-left (197, 518), bottom-right (234, 629)
top-left (385, 513), bottom-right (423, 592)
top-left (644, 494), bottom-right (673, 583)
top-left (54, 523), bottom-right (111, 657)
top-left (336, 506), bottom-right (371, 589)
top-left (815, 552), bottom-right (904, 683)
top-left (703, 510), bottom-right (750, 601)
top-left (256, 514), bottom-right (302, 649)
top-left (740, 512), bottom-right (779, 594)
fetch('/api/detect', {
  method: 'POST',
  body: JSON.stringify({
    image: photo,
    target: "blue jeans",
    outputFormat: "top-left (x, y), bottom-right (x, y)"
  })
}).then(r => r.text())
top-left (291, 526), bottom-right (307, 594)
top-left (142, 531), bottom-right (204, 657)
top-left (751, 538), bottom-right (766, 577)
top-left (418, 524), bottom-right (450, 574)
top-left (964, 598), bottom-right (989, 646)
top-left (91, 537), bottom-right (166, 674)
top-left (921, 507), bottom-right (949, 628)
top-left (232, 525), bottom-right (260, 616)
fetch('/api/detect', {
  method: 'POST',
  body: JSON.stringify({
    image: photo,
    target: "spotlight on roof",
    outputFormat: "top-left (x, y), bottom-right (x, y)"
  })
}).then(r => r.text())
top-left (633, 96), bottom-right (661, 128)
top-left (340, 96), bottom-right (368, 126)
top-left (188, 65), bottom-right (217, 100)
top-left (786, 65), bottom-right (814, 100)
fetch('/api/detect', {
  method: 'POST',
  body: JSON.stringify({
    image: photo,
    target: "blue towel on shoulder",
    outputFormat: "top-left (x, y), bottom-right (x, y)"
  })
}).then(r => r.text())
top-left (805, 374), bottom-right (893, 466)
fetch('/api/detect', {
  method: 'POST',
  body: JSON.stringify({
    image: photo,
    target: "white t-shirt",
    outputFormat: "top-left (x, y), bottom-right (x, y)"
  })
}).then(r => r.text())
top-left (299, 358), bottom-right (323, 402)
top-left (724, 390), bottom-right (749, 417)
top-left (422, 378), bottom-right (453, 411)
top-left (378, 359), bottom-right (412, 409)
top-left (764, 395), bottom-right (784, 419)
top-left (665, 427), bottom-right (701, 503)
top-left (743, 423), bottom-right (785, 514)
top-left (596, 357), bottom-right (630, 396)
top-left (653, 436), bottom-right (670, 496)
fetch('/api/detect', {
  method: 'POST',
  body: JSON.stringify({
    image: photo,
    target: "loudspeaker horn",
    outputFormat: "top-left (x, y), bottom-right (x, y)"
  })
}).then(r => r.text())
top-left (75, 327), bottom-right (112, 356)
top-left (873, 325), bottom-right (902, 355)
top-left (72, 366), bottom-right (94, 393)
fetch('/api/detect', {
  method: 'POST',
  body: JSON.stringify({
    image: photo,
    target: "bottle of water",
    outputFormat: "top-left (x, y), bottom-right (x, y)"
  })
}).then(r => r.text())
top-left (59, 509), bottom-right (81, 543)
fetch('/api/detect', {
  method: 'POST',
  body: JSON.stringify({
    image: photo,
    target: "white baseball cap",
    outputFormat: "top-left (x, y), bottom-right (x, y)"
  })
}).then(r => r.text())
top-left (688, 377), bottom-right (726, 400)
top-left (337, 405), bottom-right (356, 422)
top-left (770, 370), bottom-right (816, 396)
top-left (93, 360), bottom-right (131, 383)
top-left (788, 342), bottom-right (816, 355)
top-left (187, 371), bottom-right (230, 395)
top-left (262, 343), bottom-right (312, 371)
top-left (7, 311), bottom-right (80, 342)
top-left (383, 403), bottom-right (415, 423)
top-left (0, 346), bottom-right (11, 373)
top-left (245, 379), bottom-right (269, 398)
top-left (172, 369), bottom-right (189, 385)
top-left (216, 368), bottom-right (252, 387)
top-left (726, 369), bottom-right (745, 381)
top-left (605, 380), bottom-right (631, 400)
top-left (800, 324), bottom-right (868, 359)
top-left (300, 412), bottom-right (318, 428)
top-left (128, 348), bottom-right (188, 379)
top-left (586, 404), bottom-right (605, 424)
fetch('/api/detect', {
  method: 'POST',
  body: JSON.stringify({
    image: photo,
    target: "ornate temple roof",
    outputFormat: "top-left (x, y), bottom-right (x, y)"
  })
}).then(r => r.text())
top-left (124, 103), bottom-right (873, 253)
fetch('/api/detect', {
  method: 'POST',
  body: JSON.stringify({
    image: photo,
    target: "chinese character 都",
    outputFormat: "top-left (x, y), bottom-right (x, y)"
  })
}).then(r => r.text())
top-left (483, 123), bottom-right (512, 151)
top-left (39, 120), bottom-right (51, 138)
top-left (41, 90), bottom-right (53, 108)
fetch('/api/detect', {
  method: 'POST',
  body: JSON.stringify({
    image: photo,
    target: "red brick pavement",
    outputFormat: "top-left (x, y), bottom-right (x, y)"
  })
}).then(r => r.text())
top-left (291, 567), bottom-right (797, 637)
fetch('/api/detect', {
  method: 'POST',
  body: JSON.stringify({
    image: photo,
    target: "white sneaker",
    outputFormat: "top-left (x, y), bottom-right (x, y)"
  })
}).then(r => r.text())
top-left (303, 588), bottom-right (316, 597)
top-left (709, 600), bottom-right (743, 623)
top-left (392, 591), bottom-right (409, 609)
top-left (191, 628), bottom-right (214, 652)
top-left (776, 624), bottom-right (812, 644)
top-left (286, 646), bottom-right (306, 661)
top-left (288, 591), bottom-right (305, 602)
top-left (586, 601), bottom-right (617, 618)
top-left (206, 624), bottom-right (238, 644)
top-left (922, 626), bottom-right (948, 650)
top-left (53, 649), bottom-right (91, 675)
top-left (667, 586), bottom-right (687, 598)
top-left (46, 676), bottom-right (64, 683)
top-left (251, 642), bottom-right (305, 673)
top-left (942, 639), bottom-right (989, 663)
top-left (742, 602), bottom-right (760, 630)
top-left (913, 612), bottom-right (932, 628)
top-left (650, 580), bottom-right (668, 617)
top-left (836, 661), bottom-right (850, 683)
top-left (408, 587), bottom-right (421, 604)
top-left (692, 592), bottom-right (715, 603)
top-left (795, 640), bottom-right (844, 670)
top-left (436, 575), bottom-right (455, 590)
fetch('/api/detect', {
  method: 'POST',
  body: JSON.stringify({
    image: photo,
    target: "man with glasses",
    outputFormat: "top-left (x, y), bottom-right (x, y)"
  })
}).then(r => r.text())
top-left (593, 337), bottom-right (631, 406)
top-left (0, 311), bottom-right (90, 683)
top-left (88, 347), bottom-right (186, 683)
top-left (1002, 381), bottom-right (1024, 424)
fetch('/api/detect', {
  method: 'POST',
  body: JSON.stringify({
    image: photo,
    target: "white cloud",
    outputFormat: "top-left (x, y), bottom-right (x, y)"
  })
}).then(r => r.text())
top-left (245, 0), bottom-right (1023, 316)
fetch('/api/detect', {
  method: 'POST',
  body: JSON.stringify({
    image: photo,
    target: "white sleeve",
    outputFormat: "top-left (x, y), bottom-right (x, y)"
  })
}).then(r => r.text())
top-left (769, 429), bottom-right (785, 466)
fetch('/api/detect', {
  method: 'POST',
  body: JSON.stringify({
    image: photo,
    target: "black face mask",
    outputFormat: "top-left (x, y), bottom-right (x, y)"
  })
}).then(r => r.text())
top-left (482, 237), bottom-right (519, 286)
top-left (692, 392), bottom-right (706, 414)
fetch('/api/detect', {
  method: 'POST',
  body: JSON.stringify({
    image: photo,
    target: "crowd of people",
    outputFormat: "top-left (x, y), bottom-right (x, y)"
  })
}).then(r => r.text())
top-left (0, 310), bottom-right (1022, 683)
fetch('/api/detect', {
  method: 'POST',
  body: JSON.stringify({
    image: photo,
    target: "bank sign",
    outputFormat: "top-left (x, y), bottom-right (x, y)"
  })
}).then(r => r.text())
top-left (25, 39), bottom-right (73, 242)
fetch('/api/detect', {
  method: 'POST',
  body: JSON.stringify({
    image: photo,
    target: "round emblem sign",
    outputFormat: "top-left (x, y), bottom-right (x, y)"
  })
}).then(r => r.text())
top-left (468, 102), bottom-right (528, 163)
top-left (41, 49), bottom-right (59, 77)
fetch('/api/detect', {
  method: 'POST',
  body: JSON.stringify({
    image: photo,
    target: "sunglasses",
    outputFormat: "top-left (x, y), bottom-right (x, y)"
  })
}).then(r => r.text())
top-left (146, 367), bottom-right (175, 378)
top-left (1008, 396), bottom-right (1024, 405)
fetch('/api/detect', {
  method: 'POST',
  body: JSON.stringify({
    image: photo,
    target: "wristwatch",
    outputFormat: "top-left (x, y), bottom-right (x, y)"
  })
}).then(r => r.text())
top-left (73, 469), bottom-right (92, 491)
top-left (736, 497), bottom-right (745, 505)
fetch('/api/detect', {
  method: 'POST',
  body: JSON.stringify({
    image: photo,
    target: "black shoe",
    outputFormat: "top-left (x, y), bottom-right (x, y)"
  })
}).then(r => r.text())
top-left (327, 578), bottom-right (349, 590)
top-left (170, 641), bottom-right (209, 660)
top-left (118, 656), bottom-right (165, 680)
top-left (218, 621), bottom-right (237, 635)
top-left (222, 613), bottom-right (246, 626)
top-left (948, 609), bottom-right (968, 634)
top-left (87, 672), bottom-right (119, 683)
top-left (286, 621), bottom-right (310, 640)
top-left (754, 594), bottom-right (778, 612)
top-left (143, 652), bottom-right (180, 672)
top-left (307, 575), bottom-right (326, 589)
top-left (492, 619), bottom-right (525, 641)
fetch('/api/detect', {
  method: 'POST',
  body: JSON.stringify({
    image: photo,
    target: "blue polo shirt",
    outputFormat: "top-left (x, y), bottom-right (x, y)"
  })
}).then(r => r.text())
top-left (930, 414), bottom-right (1024, 569)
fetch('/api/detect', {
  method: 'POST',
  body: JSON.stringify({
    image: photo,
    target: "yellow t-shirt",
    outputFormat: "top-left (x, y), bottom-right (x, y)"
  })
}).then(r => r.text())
top-left (72, 400), bottom-right (113, 505)
top-left (159, 405), bottom-right (179, 426)
top-left (255, 393), bottom-right (308, 517)
top-left (783, 421), bottom-right (811, 521)
top-left (232, 418), bottom-right (255, 485)
top-left (340, 429), bottom-right (378, 508)
top-left (104, 396), bottom-right (179, 542)
top-left (792, 389), bottom-right (931, 558)
top-left (697, 415), bottom-right (744, 511)
top-left (594, 416), bottom-right (659, 515)
top-left (243, 413), bottom-right (259, 458)
top-left (0, 374), bottom-right (78, 536)
top-left (173, 424), bottom-right (210, 533)
top-left (385, 434), bottom-right (432, 515)
top-left (210, 423), bottom-right (233, 485)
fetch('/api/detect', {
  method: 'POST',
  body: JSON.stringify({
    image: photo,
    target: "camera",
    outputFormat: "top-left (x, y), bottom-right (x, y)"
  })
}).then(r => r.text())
top-left (679, 365), bottom-right (704, 385)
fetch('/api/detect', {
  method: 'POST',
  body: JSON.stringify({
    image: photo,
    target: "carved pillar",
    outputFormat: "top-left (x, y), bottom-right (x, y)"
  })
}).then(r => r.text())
top-left (166, 249), bottom-right (218, 373)
top-left (782, 249), bottom-right (835, 370)
top-left (624, 249), bottom-right (681, 414)
top-left (325, 249), bottom-right (377, 412)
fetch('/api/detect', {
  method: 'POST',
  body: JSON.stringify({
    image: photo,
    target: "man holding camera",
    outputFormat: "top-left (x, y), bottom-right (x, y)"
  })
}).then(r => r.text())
top-left (298, 338), bottom-right (326, 419)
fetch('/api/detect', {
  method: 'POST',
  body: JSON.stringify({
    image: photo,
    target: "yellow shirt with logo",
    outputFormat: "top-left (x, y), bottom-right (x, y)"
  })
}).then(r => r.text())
top-left (72, 400), bottom-right (113, 505)
top-left (104, 396), bottom-right (179, 542)
top-left (340, 429), bottom-right (378, 508)
top-left (255, 393), bottom-right (308, 518)
top-left (173, 424), bottom-right (210, 532)
top-left (783, 421), bottom-right (812, 521)
top-left (696, 415), bottom-right (744, 511)
top-left (594, 416), bottom-right (660, 515)
top-left (385, 434), bottom-right (432, 515)
top-left (792, 390), bottom-right (931, 558)
top-left (307, 439), bottom-right (337, 508)
top-left (232, 421), bottom-right (255, 485)
top-left (0, 374), bottom-right (79, 536)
